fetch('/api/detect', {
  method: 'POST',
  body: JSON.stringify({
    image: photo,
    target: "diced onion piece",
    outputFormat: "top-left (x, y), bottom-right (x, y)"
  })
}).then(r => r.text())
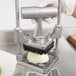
top-left (27, 52), bottom-right (49, 64)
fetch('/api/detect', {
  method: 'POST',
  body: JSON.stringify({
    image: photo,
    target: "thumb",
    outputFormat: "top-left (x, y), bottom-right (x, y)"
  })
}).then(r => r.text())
top-left (43, 18), bottom-right (53, 23)
top-left (31, 19), bottom-right (37, 24)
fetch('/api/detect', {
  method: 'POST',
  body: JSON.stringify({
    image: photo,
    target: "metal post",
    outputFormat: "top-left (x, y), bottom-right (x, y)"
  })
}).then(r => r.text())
top-left (55, 0), bottom-right (61, 50)
top-left (15, 0), bottom-right (20, 28)
top-left (57, 0), bottom-right (61, 25)
top-left (15, 0), bottom-right (22, 59)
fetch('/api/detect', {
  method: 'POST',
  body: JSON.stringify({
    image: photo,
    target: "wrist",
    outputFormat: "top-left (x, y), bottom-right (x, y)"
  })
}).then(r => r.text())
top-left (61, 0), bottom-right (67, 13)
top-left (62, 0), bottom-right (76, 16)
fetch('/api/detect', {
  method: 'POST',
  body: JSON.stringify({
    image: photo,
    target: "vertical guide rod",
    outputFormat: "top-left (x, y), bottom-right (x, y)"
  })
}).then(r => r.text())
top-left (57, 0), bottom-right (61, 25)
top-left (15, 0), bottom-right (20, 28)
top-left (15, 0), bottom-right (21, 54)
top-left (55, 0), bottom-right (61, 50)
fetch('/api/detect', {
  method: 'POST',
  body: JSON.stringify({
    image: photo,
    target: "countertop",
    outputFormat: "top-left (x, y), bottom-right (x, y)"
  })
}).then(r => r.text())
top-left (0, 37), bottom-right (76, 76)
top-left (0, 51), bottom-right (16, 76)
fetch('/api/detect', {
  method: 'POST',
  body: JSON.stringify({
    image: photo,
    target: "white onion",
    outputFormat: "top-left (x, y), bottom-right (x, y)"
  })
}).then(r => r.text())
top-left (27, 52), bottom-right (49, 64)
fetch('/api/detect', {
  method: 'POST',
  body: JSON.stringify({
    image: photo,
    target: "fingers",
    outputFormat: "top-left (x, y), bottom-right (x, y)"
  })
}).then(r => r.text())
top-left (31, 18), bottom-right (54, 24)
top-left (43, 18), bottom-right (53, 23)
top-left (31, 19), bottom-right (37, 24)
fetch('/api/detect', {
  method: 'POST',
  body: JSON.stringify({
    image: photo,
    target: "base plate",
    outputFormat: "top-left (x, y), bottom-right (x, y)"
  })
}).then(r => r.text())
top-left (17, 52), bottom-right (58, 74)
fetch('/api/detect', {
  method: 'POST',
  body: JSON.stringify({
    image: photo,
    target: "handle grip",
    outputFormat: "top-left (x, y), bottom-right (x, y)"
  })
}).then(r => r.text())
top-left (21, 6), bottom-right (58, 19)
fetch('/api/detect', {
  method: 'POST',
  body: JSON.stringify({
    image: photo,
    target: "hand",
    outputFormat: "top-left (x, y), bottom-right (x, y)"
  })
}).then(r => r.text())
top-left (31, 0), bottom-right (58, 24)
top-left (31, 0), bottom-right (66, 24)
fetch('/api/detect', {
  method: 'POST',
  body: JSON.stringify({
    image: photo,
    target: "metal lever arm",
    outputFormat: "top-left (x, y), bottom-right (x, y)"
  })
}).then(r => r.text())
top-left (34, 18), bottom-right (43, 38)
top-left (21, 6), bottom-right (58, 38)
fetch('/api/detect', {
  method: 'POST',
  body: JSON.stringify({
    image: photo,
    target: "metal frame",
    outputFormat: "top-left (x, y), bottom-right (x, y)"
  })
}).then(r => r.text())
top-left (14, 0), bottom-right (62, 76)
